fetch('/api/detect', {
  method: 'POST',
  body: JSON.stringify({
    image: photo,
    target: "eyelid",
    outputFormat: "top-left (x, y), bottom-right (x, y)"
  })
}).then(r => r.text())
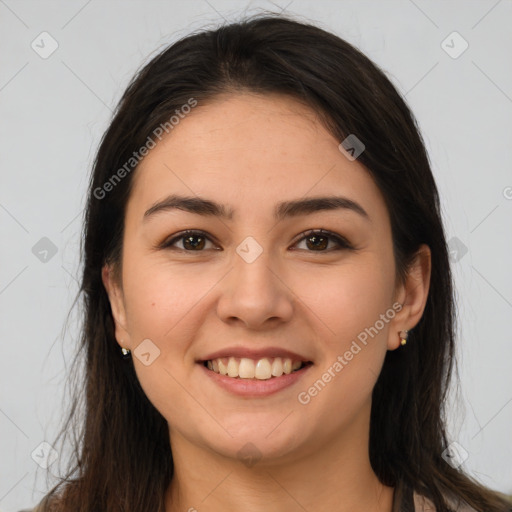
top-left (157, 229), bottom-right (219, 251)
top-left (290, 228), bottom-right (353, 252)
top-left (158, 228), bottom-right (353, 251)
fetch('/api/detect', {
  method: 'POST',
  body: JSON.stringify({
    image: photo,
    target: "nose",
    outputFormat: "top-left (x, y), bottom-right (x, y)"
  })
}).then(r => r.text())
top-left (216, 245), bottom-right (294, 329)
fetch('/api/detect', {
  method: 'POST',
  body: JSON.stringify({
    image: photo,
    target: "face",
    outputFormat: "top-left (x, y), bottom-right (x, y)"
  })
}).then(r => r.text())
top-left (103, 92), bottom-right (429, 465)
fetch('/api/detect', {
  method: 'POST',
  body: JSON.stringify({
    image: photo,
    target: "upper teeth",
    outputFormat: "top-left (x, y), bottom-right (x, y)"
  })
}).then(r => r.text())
top-left (206, 357), bottom-right (304, 380)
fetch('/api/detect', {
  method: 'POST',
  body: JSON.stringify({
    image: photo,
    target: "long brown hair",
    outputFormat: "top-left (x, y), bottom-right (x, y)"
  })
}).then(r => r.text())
top-left (39, 13), bottom-right (511, 512)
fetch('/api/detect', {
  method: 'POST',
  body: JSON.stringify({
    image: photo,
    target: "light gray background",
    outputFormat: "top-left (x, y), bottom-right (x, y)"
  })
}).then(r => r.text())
top-left (1, 1), bottom-right (511, 510)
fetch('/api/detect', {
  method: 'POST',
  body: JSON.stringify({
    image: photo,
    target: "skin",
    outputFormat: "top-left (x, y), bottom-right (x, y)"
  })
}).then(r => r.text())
top-left (102, 92), bottom-right (431, 512)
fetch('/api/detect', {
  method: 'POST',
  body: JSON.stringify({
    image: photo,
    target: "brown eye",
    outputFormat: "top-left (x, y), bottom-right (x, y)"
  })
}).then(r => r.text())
top-left (161, 230), bottom-right (216, 251)
top-left (294, 229), bottom-right (352, 252)
top-left (159, 228), bottom-right (352, 253)
top-left (181, 233), bottom-right (206, 250)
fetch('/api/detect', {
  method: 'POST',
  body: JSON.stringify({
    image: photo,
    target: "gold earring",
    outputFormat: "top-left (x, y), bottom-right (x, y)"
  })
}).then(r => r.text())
top-left (120, 346), bottom-right (131, 358)
top-left (399, 330), bottom-right (409, 346)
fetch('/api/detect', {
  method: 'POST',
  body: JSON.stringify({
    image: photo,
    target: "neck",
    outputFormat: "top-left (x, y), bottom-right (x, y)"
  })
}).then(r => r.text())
top-left (164, 405), bottom-right (394, 512)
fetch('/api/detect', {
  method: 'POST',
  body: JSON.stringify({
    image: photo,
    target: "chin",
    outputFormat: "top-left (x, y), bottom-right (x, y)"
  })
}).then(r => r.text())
top-left (206, 421), bottom-right (307, 465)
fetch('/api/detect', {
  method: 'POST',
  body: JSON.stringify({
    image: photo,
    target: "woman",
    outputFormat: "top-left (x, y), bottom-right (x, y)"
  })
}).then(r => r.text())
top-left (26, 14), bottom-right (511, 512)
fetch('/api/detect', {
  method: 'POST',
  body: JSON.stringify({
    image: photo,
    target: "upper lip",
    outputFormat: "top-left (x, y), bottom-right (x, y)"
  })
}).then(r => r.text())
top-left (198, 346), bottom-right (312, 363)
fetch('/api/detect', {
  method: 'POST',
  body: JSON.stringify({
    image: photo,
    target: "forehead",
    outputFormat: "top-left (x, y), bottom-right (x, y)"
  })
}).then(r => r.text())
top-left (127, 93), bottom-right (388, 224)
top-left (138, 92), bottom-right (336, 174)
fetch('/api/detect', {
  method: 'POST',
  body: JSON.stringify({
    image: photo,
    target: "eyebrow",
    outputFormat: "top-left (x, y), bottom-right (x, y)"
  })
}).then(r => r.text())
top-left (143, 194), bottom-right (370, 222)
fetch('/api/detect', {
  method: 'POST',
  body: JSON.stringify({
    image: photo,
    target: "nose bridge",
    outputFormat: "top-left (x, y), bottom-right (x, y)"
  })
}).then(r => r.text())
top-left (216, 235), bottom-right (294, 327)
top-left (234, 239), bottom-right (276, 293)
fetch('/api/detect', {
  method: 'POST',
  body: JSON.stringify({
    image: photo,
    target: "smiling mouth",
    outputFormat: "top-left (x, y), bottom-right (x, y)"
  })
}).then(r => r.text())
top-left (201, 356), bottom-right (313, 380)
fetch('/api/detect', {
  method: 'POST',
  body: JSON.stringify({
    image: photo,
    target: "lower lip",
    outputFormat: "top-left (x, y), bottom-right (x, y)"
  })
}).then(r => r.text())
top-left (198, 363), bottom-right (313, 397)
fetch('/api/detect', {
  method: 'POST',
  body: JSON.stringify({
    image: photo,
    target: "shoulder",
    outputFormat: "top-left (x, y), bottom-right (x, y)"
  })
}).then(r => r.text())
top-left (413, 489), bottom-right (480, 512)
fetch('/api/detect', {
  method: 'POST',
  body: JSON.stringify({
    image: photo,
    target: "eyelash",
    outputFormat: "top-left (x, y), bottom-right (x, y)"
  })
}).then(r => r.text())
top-left (158, 228), bottom-right (353, 253)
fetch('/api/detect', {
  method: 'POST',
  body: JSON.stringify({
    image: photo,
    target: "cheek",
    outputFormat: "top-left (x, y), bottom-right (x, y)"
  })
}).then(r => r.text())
top-left (120, 251), bottom-right (206, 338)
top-left (301, 259), bottom-right (394, 342)
top-left (296, 264), bottom-right (394, 425)
top-left (301, 260), bottom-right (394, 411)
top-left (119, 257), bottom-right (206, 420)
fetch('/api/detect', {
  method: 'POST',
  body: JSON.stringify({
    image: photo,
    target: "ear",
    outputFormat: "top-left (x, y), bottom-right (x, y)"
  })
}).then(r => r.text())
top-left (387, 244), bottom-right (431, 350)
top-left (101, 264), bottom-right (131, 349)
